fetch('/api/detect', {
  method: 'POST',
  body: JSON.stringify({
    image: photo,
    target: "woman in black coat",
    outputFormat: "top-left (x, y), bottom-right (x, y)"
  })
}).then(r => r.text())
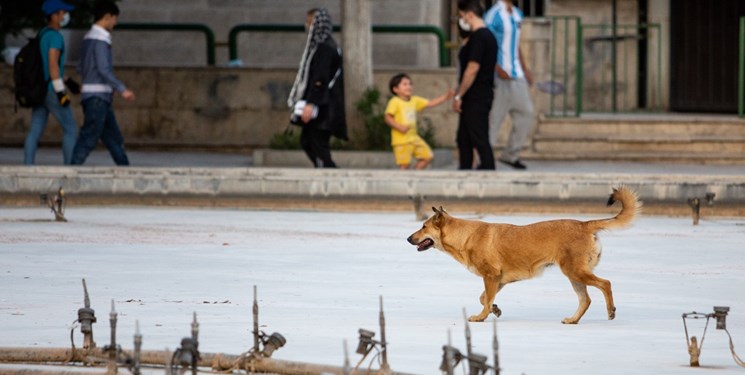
top-left (288, 8), bottom-right (347, 168)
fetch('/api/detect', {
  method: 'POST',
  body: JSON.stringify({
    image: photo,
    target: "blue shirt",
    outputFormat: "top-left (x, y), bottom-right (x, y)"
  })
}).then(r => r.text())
top-left (38, 27), bottom-right (66, 90)
top-left (484, 1), bottom-right (525, 79)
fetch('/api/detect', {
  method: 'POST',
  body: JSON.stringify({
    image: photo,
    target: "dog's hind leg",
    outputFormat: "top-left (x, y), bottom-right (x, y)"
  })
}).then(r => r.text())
top-left (583, 273), bottom-right (616, 321)
top-left (563, 271), bottom-right (616, 324)
top-left (562, 280), bottom-right (591, 324)
top-left (469, 277), bottom-right (502, 322)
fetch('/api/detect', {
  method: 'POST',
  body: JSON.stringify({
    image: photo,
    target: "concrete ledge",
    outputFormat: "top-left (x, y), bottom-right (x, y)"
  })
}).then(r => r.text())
top-left (1, 166), bottom-right (744, 209)
top-left (252, 149), bottom-right (455, 169)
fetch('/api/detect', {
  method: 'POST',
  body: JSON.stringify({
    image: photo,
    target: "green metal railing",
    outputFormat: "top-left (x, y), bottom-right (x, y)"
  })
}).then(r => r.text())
top-left (582, 23), bottom-right (662, 113)
top-left (115, 23), bottom-right (216, 65)
top-left (228, 24), bottom-right (449, 67)
top-left (739, 17), bottom-right (744, 118)
top-left (546, 16), bottom-right (583, 117)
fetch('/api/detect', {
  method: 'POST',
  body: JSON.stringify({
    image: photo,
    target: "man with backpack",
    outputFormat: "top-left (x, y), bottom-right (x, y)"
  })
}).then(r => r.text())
top-left (22, 0), bottom-right (78, 165)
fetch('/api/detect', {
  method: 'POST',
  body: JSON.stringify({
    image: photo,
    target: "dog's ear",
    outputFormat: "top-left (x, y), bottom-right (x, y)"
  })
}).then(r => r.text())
top-left (432, 211), bottom-right (442, 226)
top-left (431, 207), bottom-right (449, 227)
top-left (432, 206), bottom-right (440, 214)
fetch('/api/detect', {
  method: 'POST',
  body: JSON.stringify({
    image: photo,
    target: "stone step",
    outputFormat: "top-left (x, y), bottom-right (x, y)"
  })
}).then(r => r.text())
top-left (533, 137), bottom-right (745, 154)
top-left (529, 114), bottom-right (745, 163)
top-left (522, 150), bottom-right (745, 164)
top-left (537, 114), bottom-right (745, 137)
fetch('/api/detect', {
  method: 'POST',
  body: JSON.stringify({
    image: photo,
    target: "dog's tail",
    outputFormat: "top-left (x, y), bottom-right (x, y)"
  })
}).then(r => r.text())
top-left (586, 186), bottom-right (642, 232)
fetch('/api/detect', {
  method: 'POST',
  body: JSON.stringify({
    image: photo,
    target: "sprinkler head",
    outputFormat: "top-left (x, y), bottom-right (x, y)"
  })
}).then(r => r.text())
top-left (261, 332), bottom-right (286, 357)
top-left (356, 329), bottom-right (376, 355)
top-left (468, 353), bottom-right (490, 375)
top-left (713, 306), bottom-right (729, 330)
top-left (705, 192), bottom-right (716, 206)
top-left (78, 307), bottom-right (96, 333)
top-left (439, 345), bottom-right (463, 372)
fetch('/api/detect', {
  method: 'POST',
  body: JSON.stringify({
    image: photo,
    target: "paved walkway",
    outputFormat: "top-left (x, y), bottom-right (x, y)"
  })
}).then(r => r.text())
top-left (1, 147), bottom-right (743, 175)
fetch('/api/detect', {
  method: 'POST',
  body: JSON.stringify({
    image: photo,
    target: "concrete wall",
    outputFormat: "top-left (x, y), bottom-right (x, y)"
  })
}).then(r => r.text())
top-left (50, 0), bottom-right (447, 69)
top-left (0, 65), bottom-right (462, 150)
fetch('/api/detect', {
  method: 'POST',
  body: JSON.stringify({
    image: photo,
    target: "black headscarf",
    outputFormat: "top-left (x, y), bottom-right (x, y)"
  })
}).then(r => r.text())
top-left (287, 8), bottom-right (334, 107)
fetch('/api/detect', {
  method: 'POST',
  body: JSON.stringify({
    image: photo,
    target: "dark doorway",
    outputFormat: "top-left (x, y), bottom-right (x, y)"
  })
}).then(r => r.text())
top-left (670, 0), bottom-right (745, 113)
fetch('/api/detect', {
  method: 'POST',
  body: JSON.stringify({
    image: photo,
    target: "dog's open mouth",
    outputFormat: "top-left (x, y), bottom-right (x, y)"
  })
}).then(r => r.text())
top-left (416, 238), bottom-right (434, 251)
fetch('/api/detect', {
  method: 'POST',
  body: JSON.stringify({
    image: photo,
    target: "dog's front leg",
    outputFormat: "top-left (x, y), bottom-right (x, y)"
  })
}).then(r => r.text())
top-left (469, 277), bottom-right (501, 322)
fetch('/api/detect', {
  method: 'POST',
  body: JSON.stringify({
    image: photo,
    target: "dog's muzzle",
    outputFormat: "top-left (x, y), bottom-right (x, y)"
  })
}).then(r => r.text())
top-left (407, 235), bottom-right (434, 252)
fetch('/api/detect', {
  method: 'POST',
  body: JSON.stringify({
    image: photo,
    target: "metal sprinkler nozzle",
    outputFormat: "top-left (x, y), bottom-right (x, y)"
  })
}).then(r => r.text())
top-left (681, 306), bottom-right (729, 368)
top-left (342, 340), bottom-right (351, 375)
top-left (410, 194), bottom-right (427, 221)
top-left (77, 278), bottom-right (97, 349)
top-left (105, 299), bottom-right (119, 374)
top-left (244, 286), bottom-right (286, 364)
top-left (705, 192), bottom-right (716, 205)
top-left (355, 329), bottom-right (376, 355)
top-left (132, 321), bottom-right (142, 375)
top-left (172, 312), bottom-right (200, 375)
top-left (493, 319), bottom-right (500, 375)
top-left (191, 312), bottom-right (199, 341)
top-left (353, 297), bottom-right (391, 374)
top-left (713, 306), bottom-right (729, 330)
top-left (253, 285), bottom-right (259, 352)
top-left (40, 187), bottom-right (67, 222)
top-left (261, 332), bottom-right (286, 357)
top-left (378, 295), bottom-right (390, 371)
top-left (687, 192), bottom-right (716, 225)
top-left (687, 198), bottom-right (701, 226)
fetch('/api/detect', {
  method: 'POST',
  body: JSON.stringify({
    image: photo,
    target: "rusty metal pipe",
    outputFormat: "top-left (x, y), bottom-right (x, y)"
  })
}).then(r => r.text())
top-left (0, 368), bottom-right (106, 375)
top-left (0, 348), bottom-right (415, 375)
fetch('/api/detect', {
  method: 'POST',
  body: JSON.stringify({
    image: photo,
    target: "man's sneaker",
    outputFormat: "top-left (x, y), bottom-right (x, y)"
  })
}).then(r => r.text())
top-left (498, 158), bottom-right (527, 170)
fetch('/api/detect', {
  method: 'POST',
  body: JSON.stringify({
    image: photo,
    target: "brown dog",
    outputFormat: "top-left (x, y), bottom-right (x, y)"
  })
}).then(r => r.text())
top-left (406, 187), bottom-right (641, 324)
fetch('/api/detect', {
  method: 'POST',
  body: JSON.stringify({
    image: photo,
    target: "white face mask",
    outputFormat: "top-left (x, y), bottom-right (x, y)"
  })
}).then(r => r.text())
top-left (458, 17), bottom-right (471, 32)
top-left (60, 12), bottom-right (70, 28)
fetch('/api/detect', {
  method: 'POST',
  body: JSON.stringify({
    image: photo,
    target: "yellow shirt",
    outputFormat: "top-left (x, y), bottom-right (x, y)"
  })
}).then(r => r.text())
top-left (384, 95), bottom-right (429, 145)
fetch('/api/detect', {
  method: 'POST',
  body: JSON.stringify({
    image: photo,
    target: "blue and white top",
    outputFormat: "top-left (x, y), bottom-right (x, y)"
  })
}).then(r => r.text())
top-left (77, 25), bottom-right (126, 103)
top-left (484, 0), bottom-right (525, 79)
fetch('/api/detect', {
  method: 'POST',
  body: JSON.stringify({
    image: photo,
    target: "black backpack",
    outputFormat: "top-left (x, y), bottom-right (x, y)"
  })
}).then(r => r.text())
top-left (13, 28), bottom-right (51, 109)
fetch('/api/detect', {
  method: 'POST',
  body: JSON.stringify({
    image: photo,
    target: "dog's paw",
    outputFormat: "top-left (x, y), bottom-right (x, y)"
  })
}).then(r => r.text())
top-left (468, 314), bottom-right (486, 322)
top-left (561, 318), bottom-right (579, 324)
top-left (491, 304), bottom-right (502, 318)
top-left (608, 307), bottom-right (616, 320)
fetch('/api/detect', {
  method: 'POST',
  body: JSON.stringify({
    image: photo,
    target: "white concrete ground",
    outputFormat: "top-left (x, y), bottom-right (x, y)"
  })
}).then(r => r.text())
top-left (0, 206), bottom-right (744, 374)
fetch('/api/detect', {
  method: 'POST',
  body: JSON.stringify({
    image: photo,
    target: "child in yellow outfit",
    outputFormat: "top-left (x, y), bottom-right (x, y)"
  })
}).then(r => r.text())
top-left (384, 73), bottom-right (453, 170)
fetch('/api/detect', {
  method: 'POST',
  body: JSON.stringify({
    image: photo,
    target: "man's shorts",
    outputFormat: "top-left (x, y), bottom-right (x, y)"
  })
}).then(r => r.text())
top-left (393, 138), bottom-right (433, 167)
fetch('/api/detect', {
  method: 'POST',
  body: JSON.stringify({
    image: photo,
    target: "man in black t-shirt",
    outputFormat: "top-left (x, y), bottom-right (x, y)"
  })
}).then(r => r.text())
top-left (452, 0), bottom-right (498, 170)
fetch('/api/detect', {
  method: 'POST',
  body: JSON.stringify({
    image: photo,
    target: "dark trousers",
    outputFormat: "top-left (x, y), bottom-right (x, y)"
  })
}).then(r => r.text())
top-left (71, 97), bottom-right (130, 166)
top-left (300, 126), bottom-right (336, 168)
top-left (457, 98), bottom-right (495, 170)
